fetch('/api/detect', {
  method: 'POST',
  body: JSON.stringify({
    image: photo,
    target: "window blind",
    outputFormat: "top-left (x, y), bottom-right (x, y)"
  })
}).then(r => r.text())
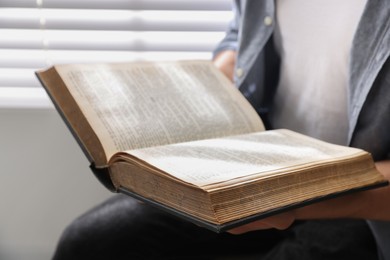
top-left (0, 0), bottom-right (232, 108)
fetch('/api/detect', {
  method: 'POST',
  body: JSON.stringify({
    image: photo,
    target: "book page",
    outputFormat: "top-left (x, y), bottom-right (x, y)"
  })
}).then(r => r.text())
top-left (119, 129), bottom-right (366, 188)
top-left (56, 60), bottom-right (264, 160)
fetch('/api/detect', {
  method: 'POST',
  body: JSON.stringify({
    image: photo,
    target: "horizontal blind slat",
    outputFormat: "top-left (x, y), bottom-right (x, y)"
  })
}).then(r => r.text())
top-left (0, 0), bottom-right (231, 10)
top-left (0, 49), bottom-right (213, 69)
top-left (0, 87), bottom-right (53, 109)
top-left (0, 30), bottom-right (225, 51)
top-left (0, 9), bottom-right (232, 31)
top-left (0, 69), bottom-right (41, 87)
top-left (0, 50), bottom-right (47, 68)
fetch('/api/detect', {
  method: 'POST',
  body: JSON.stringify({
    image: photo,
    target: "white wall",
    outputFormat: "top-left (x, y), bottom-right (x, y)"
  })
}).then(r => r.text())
top-left (0, 108), bottom-right (112, 260)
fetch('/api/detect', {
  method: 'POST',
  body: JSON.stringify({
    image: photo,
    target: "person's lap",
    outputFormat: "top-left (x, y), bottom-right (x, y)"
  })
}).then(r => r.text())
top-left (52, 194), bottom-right (378, 260)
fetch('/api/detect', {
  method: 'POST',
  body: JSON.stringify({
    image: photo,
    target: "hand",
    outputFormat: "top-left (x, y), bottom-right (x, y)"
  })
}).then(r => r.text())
top-left (228, 211), bottom-right (296, 234)
top-left (212, 50), bottom-right (237, 82)
top-left (228, 160), bottom-right (390, 234)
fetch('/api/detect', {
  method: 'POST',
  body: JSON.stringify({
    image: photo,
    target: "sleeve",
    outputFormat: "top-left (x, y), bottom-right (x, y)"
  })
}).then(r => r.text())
top-left (212, 0), bottom-right (241, 58)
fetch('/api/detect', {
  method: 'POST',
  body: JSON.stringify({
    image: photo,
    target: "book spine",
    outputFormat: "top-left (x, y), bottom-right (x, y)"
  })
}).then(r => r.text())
top-left (89, 164), bottom-right (116, 192)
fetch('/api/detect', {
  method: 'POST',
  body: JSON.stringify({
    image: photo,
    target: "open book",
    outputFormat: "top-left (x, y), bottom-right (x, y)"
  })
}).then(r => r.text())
top-left (36, 60), bottom-right (387, 232)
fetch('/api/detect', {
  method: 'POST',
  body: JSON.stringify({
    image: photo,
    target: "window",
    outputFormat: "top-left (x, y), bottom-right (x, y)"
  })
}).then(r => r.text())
top-left (0, 0), bottom-right (232, 108)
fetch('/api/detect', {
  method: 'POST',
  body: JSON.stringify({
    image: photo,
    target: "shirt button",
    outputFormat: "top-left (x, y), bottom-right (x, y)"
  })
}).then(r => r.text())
top-left (236, 68), bottom-right (244, 78)
top-left (264, 16), bottom-right (273, 26)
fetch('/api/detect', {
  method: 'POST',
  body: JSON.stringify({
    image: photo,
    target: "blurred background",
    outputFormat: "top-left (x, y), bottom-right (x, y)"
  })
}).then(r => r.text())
top-left (0, 0), bottom-right (231, 259)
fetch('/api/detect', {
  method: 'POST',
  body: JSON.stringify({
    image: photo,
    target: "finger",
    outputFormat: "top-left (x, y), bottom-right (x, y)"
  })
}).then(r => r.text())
top-left (228, 221), bottom-right (273, 234)
top-left (227, 212), bottom-right (295, 234)
top-left (261, 212), bottom-right (295, 230)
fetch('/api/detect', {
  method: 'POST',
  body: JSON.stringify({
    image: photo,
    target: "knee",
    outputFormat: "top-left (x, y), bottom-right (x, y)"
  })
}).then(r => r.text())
top-left (52, 214), bottom-right (96, 260)
top-left (51, 195), bottom-right (150, 260)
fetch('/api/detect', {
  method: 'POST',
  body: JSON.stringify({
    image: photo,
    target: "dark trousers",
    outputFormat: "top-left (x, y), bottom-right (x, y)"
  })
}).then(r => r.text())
top-left (52, 194), bottom-right (378, 260)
